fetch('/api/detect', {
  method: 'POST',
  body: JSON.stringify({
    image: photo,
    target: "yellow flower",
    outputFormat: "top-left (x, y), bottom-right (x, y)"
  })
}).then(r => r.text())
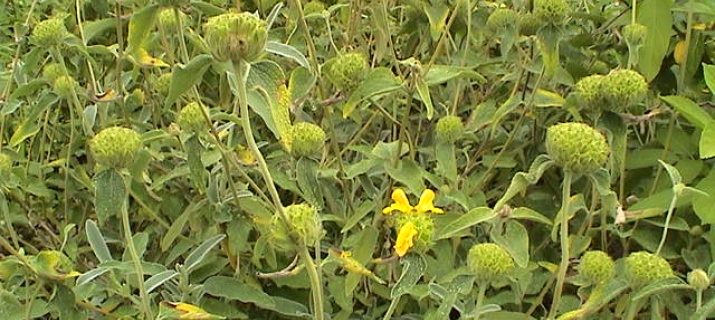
top-left (414, 189), bottom-right (444, 214)
top-left (394, 222), bottom-right (418, 257)
top-left (382, 188), bottom-right (413, 214)
top-left (160, 301), bottom-right (226, 319)
top-left (382, 188), bottom-right (443, 215)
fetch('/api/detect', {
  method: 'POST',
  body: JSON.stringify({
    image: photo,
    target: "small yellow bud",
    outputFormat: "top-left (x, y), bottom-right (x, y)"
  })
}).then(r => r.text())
top-left (688, 269), bottom-right (710, 291)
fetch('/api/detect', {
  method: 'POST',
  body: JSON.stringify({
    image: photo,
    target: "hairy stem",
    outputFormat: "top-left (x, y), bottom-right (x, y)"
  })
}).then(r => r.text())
top-left (549, 170), bottom-right (573, 319)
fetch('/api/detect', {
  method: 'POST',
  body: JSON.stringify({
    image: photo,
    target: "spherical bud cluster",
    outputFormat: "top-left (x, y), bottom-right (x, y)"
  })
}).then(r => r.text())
top-left (575, 74), bottom-right (606, 110)
top-left (31, 17), bottom-right (69, 47)
top-left (518, 12), bottom-right (542, 36)
top-left (289, 122), bottom-right (326, 157)
top-left (467, 243), bottom-right (515, 283)
top-left (688, 269), bottom-right (710, 291)
top-left (577, 250), bottom-right (615, 285)
top-left (0, 153), bottom-right (12, 177)
top-left (155, 73), bottom-right (172, 96)
top-left (323, 53), bottom-right (368, 91)
top-left (395, 213), bottom-right (435, 254)
top-left (158, 9), bottom-right (189, 32)
top-left (601, 69), bottom-right (648, 111)
top-left (53, 75), bottom-right (77, 100)
top-left (622, 24), bottom-right (647, 47)
top-left (89, 127), bottom-right (143, 169)
top-left (533, 0), bottom-right (570, 25)
top-left (177, 102), bottom-right (207, 133)
top-left (42, 63), bottom-right (65, 82)
top-left (435, 115), bottom-right (464, 143)
top-left (268, 204), bottom-right (322, 252)
top-left (546, 122), bottom-right (609, 175)
top-left (624, 251), bottom-right (673, 289)
top-left (203, 12), bottom-right (268, 63)
top-left (486, 8), bottom-right (517, 32)
top-left (303, 1), bottom-right (326, 15)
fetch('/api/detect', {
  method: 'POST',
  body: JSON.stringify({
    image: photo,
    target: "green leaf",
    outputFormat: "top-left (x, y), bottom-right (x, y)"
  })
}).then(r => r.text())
top-left (533, 89), bottom-right (565, 108)
top-left (341, 201), bottom-right (376, 233)
top-left (660, 95), bottom-right (713, 129)
top-left (423, 65), bottom-right (486, 86)
top-left (491, 220), bottom-right (530, 268)
top-left (637, 0), bottom-right (675, 81)
top-left (704, 63), bottom-right (715, 94)
top-left (203, 276), bottom-right (276, 309)
top-left (490, 95), bottom-right (522, 137)
top-left (184, 234), bottom-right (226, 273)
top-left (631, 277), bottom-right (688, 300)
top-left (342, 67), bottom-right (403, 118)
top-left (658, 160), bottom-right (682, 186)
top-left (126, 4), bottom-right (160, 56)
top-left (384, 159), bottom-right (425, 194)
top-left (0, 289), bottom-right (24, 320)
top-left (344, 227), bottom-right (378, 297)
top-left (242, 60), bottom-right (286, 138)
top-left (85, 220), bottom-right (113, 263)
top-left (30, 250), bottom-right (81, 279)
top-left (164, 54), bottom-right (213, 106)
top-left (296, 158), bottom-right (324, 209)
top-left (83, 18), bottom-right (116, 44)
top-left (184, 135), bottom-right (206, 192)
top-left (266, 41), bottom-right (310, 69)
top-left (435, 143), bottom-right (457, 184)
top-left (693, 169), bottom-right (715, 224)
top-left (145, 270), bottom-right (179, 293)
top-left (415, 78), bottom-right (434, 119)
top-left (76, 267), bottom-right (110, 287)
top-left (494, 155), bottom-right (555, 211)
top-left (288, 66), bottom-right (316, 102)
top-left (423, 3), bottom-right (449, 41)
top-left (510, 207), bottom-right (553, 226)
top-left (700, 122), bottom-right (715, 159)
top-left (436, 207), bottom-right (496, 240)
top-left (391, 255), bottom-right (426, 298)
top-left (9, 94), bottom-right (57, 147)
top-left (93, 169), bottom-right (126, 224)
top-left (161, 204), bottom-right (192, 252)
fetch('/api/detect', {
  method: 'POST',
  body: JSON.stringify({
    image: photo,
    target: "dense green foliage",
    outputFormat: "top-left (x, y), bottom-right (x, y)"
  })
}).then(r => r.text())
top-left (1, 0), bottom-right (715, 319)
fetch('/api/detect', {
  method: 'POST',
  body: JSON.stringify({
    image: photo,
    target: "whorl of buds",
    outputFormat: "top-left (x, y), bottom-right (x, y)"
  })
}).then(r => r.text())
top-left (624, 251), bottom-right (673, 289)
top-left (622, 24), bottom-right (647, 47)
top-left (467, 243), bottom-right (515, 283)
top-left (487, 8), bottom-right (517, 32)
top-left (31, 17), bottom-right (69, 47)
top-left (53, 75), bottom-right (77, 100)
top-left (688, 269), bottom-right (710, 291)
top-left (601, 69), bottom-right (648, 112)
top-left (435, 115), bottom-right (465, 143)
top-left (268, 204), bottom-right (322, 252)
top-left (289, 122), bottom-right (326, 157)
top-left (42, 63), bottom-right (65, 82)
top-left (203, 12), bottom-right (268, 63)
top-left (395, 213), bottom-right (435, 255)
top-left (89, 127), bottom-right (143, 169)
top-left (577, 250), bottom-right (615, 285)
top-left (545, 122), bottom-right (609, 175)
top-left (575, 74), bottom-right (606, 110)
top-left (518, 12), bottom-right (542, 36)
top-left (177, 102), bottom-right (207, 133)
top-left (323, 53), bottom-right (368, 90)
top-left (533, 0), bottom-right (570, 25)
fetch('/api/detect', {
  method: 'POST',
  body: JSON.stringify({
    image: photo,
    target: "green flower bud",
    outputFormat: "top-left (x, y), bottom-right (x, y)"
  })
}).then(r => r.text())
top-left (177, 102), bottom-right (207, 133)
top-left (53, 75), bottom-right (77, 100)
top-left (158, 9), bottom-right (189, 32)
top-left (155, 73), bottom-right (172, 96)
top-left (289, 122), bottom-right (326, 157)
top-left (518, 12), bottom-right (542, 36)
top-left (533, 0), bottom-right (570, 26)
top-left (545, 122), bottom-right (609, 175)
top-left (688, 269), bottom-right (710, 291)
top-left (623, 24), bottom-right (647, 47)
top-left (323, 53), bottom-right (368, 90)
top-left (89, 127), bottom-right (143, 169)
top-left (395, 213), bottom-right (435, 254)
top-left (575, 74), bottom-right (606, 110)
top-left (624, 251), bottom-right (673, 289)
top-left (467, 243), bottom-right (515, 283)
top-left (268, 204), bottom-right (322, 252)
top-left (601, 69), bottom-right (648, 112)
top-left (203, 12), bottom-right (268, 63)
top-left (435, 115), bottom-right (464, 143)
top-left (577, 250), bottom-right (615, 285)
top-left (42, 63), bottom-right (65, 82)
top-left (486, 8), bottom-right (517, 32)
top-left (31, 17), bottom-right (69, 47)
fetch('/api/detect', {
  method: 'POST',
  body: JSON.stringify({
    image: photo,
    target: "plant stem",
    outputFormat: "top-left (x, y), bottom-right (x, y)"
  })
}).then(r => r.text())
top-left (624, 298), bottom-right (643, 320)
top-left (474, 282), bottom-right (488, 320)
top-left (548, 170), bottom-right (573, 319)
top-left (120, 171), bottom-right (152, 319)
top-left (231, 60), bottom-right (324, 320)
top-left (655, 186), bottom-right (678, 256)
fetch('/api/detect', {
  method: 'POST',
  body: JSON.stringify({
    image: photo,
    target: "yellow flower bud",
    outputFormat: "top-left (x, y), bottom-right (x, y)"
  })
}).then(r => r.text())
top-left (688, 268), bottom-right (710, 291)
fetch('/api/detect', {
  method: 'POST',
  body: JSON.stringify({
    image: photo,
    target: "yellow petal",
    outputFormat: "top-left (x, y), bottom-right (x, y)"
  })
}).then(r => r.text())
top-left (382, 189), bottom-right (413, 214)
top-left (415, 189), bottom-right (444, 214)
top-left (133, 49), bottom-right (169, 68)
top-left (394, 222), bottom-right (418, 257)
top-left (161, 302), bottom-right (226, 320)
top-left (674, 40), bottom-right (687, 65)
